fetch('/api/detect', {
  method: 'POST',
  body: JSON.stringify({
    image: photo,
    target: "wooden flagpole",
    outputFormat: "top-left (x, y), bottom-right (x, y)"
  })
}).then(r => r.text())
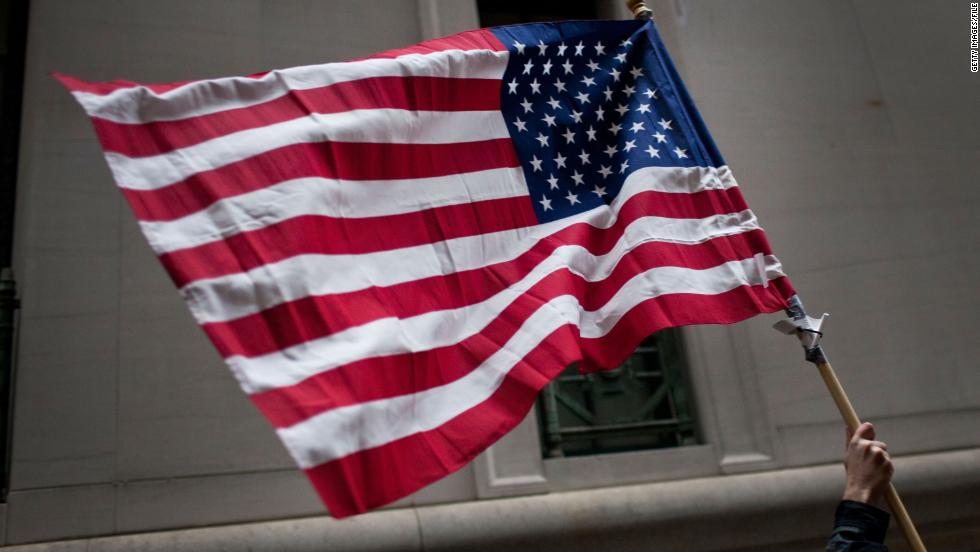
top-left (621, 2), bottom-right (928, 549)
top-left (815, 359), bottom-right (927, 551)
top-left (779, 297), bottom-right (927, 551)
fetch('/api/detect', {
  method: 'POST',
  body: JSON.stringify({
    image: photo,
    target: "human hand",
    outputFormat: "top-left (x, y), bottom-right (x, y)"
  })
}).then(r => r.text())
top-left (842, 422), bottom-right (894, 506)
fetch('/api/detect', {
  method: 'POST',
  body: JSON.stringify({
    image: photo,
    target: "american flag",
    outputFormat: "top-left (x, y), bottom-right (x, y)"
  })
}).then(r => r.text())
top-left (57, 19), bottom-right (795, 517)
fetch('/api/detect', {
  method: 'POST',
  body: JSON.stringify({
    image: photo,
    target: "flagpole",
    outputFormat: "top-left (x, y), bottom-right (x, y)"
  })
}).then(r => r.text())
top-left (621, 3), bottom-right (928, 550)
top-left (625, 0), bottom-right (652, 21)
top-left (779, 296), bottom-right (927, 552)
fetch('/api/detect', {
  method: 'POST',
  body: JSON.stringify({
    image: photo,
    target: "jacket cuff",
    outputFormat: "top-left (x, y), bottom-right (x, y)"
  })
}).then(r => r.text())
top-left (835, 499), bottom-right (891, 543)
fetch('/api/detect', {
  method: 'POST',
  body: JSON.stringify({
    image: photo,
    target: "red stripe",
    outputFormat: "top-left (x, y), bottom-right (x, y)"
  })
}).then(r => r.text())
top-left (363, 28), bottom-right (506, 59)
top-left (159, 187), bottom-right (745, 287)
top-left (121, 138), bottom-right (520, 221)
top-left (91, 77), bottom-right (502, 158)
top-left (247, 234), bottom-right (782, 429)
top-left (202, 188), bottom-right (755, 359)
top-left (53, 71), bottom-right (202, 96)
top-left (51, 28), bottom-right (503, 96)
top-left (302, 282), bottom-right (790, 518)
top-left (160, 195), bottom-right (538, 287)
top-left (52, 69), bottom-right (272, 96)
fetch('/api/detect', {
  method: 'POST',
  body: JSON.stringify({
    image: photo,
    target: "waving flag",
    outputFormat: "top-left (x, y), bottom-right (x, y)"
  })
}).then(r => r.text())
top-left (56, 19), bottom-right (795, 517)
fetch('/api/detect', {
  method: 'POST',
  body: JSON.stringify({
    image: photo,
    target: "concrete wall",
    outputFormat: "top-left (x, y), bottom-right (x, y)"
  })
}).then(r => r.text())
top-left (5, 0), bottom-right (979, 549)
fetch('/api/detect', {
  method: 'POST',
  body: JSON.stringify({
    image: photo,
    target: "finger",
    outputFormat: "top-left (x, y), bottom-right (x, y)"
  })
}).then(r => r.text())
top-left (853, 422), bottom-right (876, 442)
top-left (867, 440), bottom-right (888, 451)
top-left (869, 445), bottom-right (891, 462)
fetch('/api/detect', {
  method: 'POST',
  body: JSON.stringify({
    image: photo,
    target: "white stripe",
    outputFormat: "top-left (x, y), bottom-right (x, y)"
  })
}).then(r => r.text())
top-left (73, 49), bottom-right (508, 124)
top-left (139, 167), bottom-right (529, 255)
top-left (276, 254), bottom-right (784, 468)
top-left (106, 109), bottom-right (509, 191)
top-left (226, 210), bottom-right (776, 394)
top-left (141, 164), bottom-right (736, 255)
top-left (179, 166), bottom-right (744, 324)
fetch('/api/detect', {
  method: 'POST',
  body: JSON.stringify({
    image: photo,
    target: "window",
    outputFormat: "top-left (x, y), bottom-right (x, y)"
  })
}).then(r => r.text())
top-left (538, 330), bottom-right (699, 457)
top-left (477, 0), bottom-right (599, 27)
top-left (0, 0), bottom-right (28, 502)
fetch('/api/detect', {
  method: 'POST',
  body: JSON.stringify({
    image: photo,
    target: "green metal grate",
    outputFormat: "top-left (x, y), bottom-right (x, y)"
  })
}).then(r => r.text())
top-left (538, 329), bottom-right (698, 458)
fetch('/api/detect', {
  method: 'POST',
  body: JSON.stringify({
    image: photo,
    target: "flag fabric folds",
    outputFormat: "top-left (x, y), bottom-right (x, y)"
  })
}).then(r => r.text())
top-left (56, 19), bottom-right (795, 517)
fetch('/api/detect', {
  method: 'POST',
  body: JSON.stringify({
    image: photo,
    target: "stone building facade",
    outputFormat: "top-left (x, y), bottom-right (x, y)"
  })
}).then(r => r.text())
top-left (3, 0), bottom-right (979, 549)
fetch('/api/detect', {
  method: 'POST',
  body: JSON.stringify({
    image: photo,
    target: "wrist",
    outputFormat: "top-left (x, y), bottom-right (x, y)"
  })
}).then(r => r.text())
top-left (842, 485), bottom-right (877, 505)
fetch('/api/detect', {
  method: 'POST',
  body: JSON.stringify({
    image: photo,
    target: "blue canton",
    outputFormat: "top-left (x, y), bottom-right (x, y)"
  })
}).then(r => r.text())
top-left (490, 21), bottom-right (725, 223)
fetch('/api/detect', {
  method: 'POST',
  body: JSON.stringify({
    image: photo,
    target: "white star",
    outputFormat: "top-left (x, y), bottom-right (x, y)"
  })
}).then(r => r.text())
top-left (595, 107), bottom-right (605, 121)
top-left (546, 96), bottom-right (561, 110)
top-left (603, 86), bottom-right (614, 101)
top-left (592, 185), bottom-right (607, 198)
top-left (541, 60), bottom-right (553, 75)
top-left (609, 122), bottom-right (622, 135)
top-left (542, 113), bottom-right (557, 127)
top-left (512, 117), bottom-right (527, 132)
top-left (645, 145), bottom-right (660, 158)
top-left (529, 79), bottom-right (541, 94)
top-left (619, 38), bottom-right (632, 47)
top-left (574, 91), bottom-right (591, 104)
top-left (537, 39), bottom-right (548, 56)
top-left (609, 67), bottom-right (621, 82)
top-left (571, 170), bottom-right (584, 186)
top-left (594, 41), bottom-right (606, 56)
top-left (565, 190), bottom-right (580, 205)
top-left (615, 103), bottom-right (629, 116)
top-left (507, 78), bottom-right (519, 94)
top-left (619, 159), bottom-right (630, 173)
top-left (523, 59), bottom-right (534, 75)
top-left (623, 84), bottom-right (636, 97)
top-left (614, 52), bottom-right (627, 63)
top-left (585, 126), bottom-right (597, 141)
top-left (530, 155), bottom-right (543, 171)
top-left (554, 78), bottom-right (567, 92)
top-left (629, 121), bottom-right (645, 133)
top-left (672, 146), bottom-right (688, 159)
top-left (597, 165), bottom-right (613, 178)
top-left (653, 131), bottom-right (667, 143)
top-left (554, 152), bottom-right (567, 168)
top-left (562, 128), bottom-right (575, 143)
top-left (642, 88), bottom-right (658, 99)
top-left (514, 41), bottom-right (526, 55)
top-left (539, 194), bottom-right (553, 211)
top-left (520, 98), bottom-right (533, 113)
top-left (562, 60), bottom-right (574, 74)
top-left (535, 132), bottom-right (550, 147)
top-left (586, 59), bottom-right (600, 72)
top-left (571, 110), bottom-right (583, 123)
top-left (623, 139), bottom-right (637, 152)
top-left (604, 144), bottom-right (619, 157)
top-left (578, 149), bottom-right (591, 165)
top-left (637, 103), bottom-right (651, 114)
top-left (658, 118), bottom-right (673, 130)
top-left (574, 41), bottom-right (585, 56)
top-left (580, 76), bottom-right (596, 87)
top-left (546, 173), bottom-right (559, 190)
top-left (629, 66), bottom-right (644, 79)
top-left (557, 42), bottom-right (568, 56)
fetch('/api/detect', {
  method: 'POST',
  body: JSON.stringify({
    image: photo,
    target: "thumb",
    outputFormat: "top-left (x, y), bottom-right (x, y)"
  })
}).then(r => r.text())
top-left (853, 421), bottom-right (876, 442)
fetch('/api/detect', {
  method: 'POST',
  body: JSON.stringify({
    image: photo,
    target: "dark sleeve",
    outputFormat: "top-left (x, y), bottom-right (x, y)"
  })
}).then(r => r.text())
top-left (825, 500), bottom-right (890, 551)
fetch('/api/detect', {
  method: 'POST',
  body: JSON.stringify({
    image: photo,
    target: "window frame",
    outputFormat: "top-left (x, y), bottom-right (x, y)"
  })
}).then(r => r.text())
top-left (474, 324), bottom-right (779, 498)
